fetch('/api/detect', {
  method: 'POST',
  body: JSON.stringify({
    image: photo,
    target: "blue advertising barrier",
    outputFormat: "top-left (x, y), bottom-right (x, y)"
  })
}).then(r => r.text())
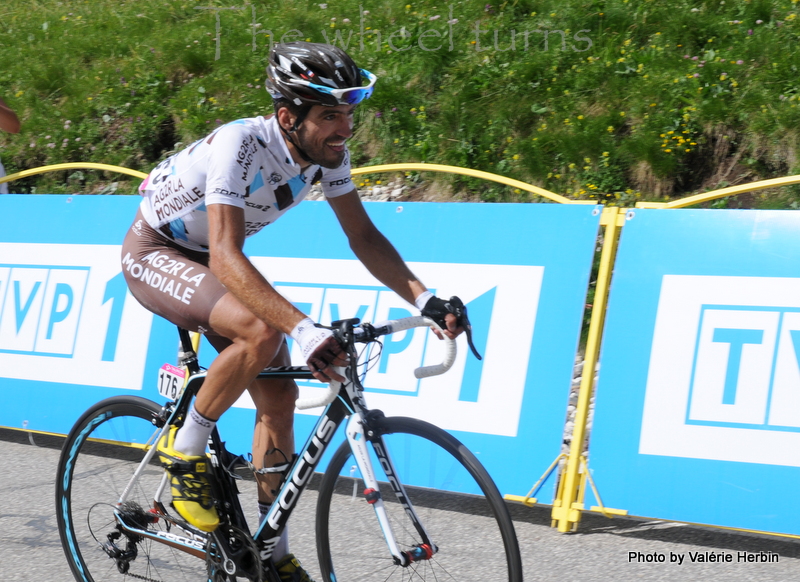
top-left (0, 195), bottom-right (601, 497)
top-left (589, 208), bottom-right (800, 535)
top-left (0, 195), bottom-right (176, 433)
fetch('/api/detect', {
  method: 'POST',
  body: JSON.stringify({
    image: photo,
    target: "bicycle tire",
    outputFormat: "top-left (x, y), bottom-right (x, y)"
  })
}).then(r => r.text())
top-left (56, 395), bottom-right (214, 582)
top-left (315, 416), bottom-right (523, 582)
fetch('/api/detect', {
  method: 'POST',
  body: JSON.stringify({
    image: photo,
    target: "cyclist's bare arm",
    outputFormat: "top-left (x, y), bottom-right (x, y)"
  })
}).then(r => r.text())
top-left (207, 203), bottom-right (306, 334)
top-left (327, 189), bottom-right (461, 338)
top-left (206, 203), bottom-right (347, 381)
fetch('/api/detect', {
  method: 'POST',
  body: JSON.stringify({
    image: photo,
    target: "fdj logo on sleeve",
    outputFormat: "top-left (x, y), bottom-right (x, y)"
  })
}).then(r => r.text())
top-left (640, 275), bottom-right (800, 467)
top-left (0, 244), bottom-right (153, 391)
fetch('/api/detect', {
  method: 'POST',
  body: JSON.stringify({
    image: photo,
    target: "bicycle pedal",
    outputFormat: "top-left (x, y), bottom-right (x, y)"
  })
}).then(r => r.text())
top-left (259, 561), bottom-right (282, 582)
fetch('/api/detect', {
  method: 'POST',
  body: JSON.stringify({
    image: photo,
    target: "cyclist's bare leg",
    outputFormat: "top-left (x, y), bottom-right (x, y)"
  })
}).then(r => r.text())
top-left (198, 293), bottom-right (287, 419)
top-left (247, 353), bottom-right (297, 560)
top-left (204, 293), bottom-right (298, 503)
top-left (247, 342), bottom-right (298, 502)
top-left (206, 299), bottom-right (297, 558)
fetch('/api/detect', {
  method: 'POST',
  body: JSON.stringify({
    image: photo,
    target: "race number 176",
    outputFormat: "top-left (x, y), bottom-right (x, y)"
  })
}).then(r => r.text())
top-left (158, 363), bottom-right (186, 400)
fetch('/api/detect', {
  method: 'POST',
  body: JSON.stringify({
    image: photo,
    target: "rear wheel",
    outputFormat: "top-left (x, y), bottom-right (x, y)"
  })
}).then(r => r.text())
top-left (316, 416), bottom-right (523, 582)
top-left (55, 395), bottom-right (213, 582)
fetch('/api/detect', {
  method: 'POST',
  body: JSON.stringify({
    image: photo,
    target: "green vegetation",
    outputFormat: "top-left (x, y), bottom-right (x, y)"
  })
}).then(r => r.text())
top-left (2, 0), bottom-right (800, 206)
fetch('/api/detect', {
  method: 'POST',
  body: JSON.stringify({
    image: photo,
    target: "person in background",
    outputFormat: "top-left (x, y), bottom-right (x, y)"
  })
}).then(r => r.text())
top-left (0, 97), bottom-right (21, 194)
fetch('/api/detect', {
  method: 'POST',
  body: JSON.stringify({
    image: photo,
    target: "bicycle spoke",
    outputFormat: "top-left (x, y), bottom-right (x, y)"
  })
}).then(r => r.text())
top-left (57, 397), bottom-right (211, 582)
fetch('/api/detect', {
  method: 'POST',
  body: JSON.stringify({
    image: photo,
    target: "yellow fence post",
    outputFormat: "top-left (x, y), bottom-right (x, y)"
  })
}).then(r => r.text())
top-left (551, 206), bottom-right (624, 532)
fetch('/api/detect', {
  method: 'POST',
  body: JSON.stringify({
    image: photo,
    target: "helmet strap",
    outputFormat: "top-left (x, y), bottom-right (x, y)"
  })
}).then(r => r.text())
top-left (278, 106), bottom-right (316, 165)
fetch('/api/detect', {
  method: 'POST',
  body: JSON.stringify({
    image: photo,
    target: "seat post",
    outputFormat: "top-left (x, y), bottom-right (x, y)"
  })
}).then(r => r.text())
top-left (177, 327), bottom-right (201, 374)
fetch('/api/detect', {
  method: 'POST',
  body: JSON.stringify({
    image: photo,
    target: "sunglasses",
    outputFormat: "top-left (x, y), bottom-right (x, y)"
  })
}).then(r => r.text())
top-left (297, 69), bottom-right (377, 105)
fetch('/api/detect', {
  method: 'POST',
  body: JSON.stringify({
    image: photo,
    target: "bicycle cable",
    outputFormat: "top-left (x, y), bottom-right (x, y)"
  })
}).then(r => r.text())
top-left (357, 339), bottom-right (383, 385)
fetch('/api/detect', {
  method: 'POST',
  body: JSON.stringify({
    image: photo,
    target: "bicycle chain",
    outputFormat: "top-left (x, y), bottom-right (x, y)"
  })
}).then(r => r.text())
top-left (119, 571), bottom-right (161, 582)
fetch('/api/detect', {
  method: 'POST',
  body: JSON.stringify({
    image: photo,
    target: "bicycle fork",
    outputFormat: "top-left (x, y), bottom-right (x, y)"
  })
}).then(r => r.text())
top-left (345, 412), bottom-right (437, 567)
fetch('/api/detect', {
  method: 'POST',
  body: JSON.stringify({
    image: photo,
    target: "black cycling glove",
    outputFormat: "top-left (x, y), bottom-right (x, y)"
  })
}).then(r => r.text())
top-left (420, 295), bottom-right (482, 360)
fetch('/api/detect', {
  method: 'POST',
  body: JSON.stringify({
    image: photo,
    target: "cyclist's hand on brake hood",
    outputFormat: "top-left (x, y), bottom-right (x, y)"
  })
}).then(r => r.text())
top-left (290, 318), bottom-right (348, 383)
top-left (419, 294), bottom-right (482, 360)
top-left (418, 293), bottom-right (463, 339)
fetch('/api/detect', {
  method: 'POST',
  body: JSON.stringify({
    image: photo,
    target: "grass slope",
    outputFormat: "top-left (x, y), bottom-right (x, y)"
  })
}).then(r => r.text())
top-left (1, 0), bottom-right (799, 206)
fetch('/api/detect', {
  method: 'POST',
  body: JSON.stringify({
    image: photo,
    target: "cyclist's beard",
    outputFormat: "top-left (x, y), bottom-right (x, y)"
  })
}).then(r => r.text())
top-left (293, 125), bottom-right (347, 169)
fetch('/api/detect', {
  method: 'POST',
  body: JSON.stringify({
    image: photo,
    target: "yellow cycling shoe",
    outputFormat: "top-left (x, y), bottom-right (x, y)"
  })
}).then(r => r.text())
top-left (156, 425), bottom-right (219, 533)
top-left (274, 553), bottom-right (317, 582)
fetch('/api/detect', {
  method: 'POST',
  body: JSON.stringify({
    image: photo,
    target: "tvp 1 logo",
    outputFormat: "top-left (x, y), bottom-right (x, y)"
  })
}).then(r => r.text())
top-left (640, 275), bottom-right (800, 467)
top-left (0, 243), bottom-right (153, 390)
top-left (244, 257), bottom-right (543, 438)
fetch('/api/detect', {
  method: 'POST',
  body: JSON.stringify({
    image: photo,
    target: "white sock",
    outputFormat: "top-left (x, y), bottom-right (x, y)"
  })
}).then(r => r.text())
top-left (173, 403), bottom-right (216, 456)
top-left (258, 501), bottom-right (290, 560)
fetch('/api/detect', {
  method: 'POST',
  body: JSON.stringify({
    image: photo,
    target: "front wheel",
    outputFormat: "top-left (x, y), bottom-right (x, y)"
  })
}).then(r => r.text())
top-left (55, 395), bottom-right (213, 582)
top-left (316, 416), bottom-right (523, 582)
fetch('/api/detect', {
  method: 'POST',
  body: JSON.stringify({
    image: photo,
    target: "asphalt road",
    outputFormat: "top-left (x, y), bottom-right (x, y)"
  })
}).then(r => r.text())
top-left (1, 427), bottom-right (799, 582)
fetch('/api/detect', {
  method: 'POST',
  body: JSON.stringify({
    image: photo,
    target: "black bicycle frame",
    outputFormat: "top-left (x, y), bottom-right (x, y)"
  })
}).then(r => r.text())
top-left (161, 326), bottom-right (435, 567)
top-left (168, 329), bottom-right (354, 562)
top-left (253, 395), bottom-right (351, 561)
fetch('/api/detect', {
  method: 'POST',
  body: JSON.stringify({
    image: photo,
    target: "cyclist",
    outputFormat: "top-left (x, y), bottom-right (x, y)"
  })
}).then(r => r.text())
top-left (121, 41), bottom-right (463, 580)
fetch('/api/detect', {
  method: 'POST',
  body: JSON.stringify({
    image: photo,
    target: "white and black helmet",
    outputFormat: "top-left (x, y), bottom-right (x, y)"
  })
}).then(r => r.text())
top-left (266, 42), bottom-right (376, 108)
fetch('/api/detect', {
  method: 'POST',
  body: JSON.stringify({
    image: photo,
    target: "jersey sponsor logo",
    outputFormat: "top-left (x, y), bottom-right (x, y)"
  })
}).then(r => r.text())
top-left (243, 258), bottom-right (540, 437)
top-left (640, 275), bottom-right (800, 467)
top-left (245, 201), bottom-right (272, 213)
top-left (132, 220), bottom-right (144, 236)
top-left (236, 135), bottom-right (257, 181)
top-left (211, 187), bottom-right (244, 200)
top-left (151, 179), bottom-right (204, 222)
top-left (0, 243), bottom-right (152, 391)
top-left (328, 177), bottom-right (351, 187)
top-left (121, 250), bottom-right (206, 306)
top-left (268, 172), bottom-right (282, 185)
top-left (244, 221), bottom-right (271, 237)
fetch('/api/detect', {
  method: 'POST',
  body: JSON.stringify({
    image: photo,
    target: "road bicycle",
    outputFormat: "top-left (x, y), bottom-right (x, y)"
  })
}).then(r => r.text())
top-left (56, 312), bottom-right (523, 581)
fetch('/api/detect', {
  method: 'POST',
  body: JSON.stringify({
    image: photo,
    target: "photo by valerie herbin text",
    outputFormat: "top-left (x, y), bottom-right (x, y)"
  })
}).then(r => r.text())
top-left (628, 551), bottom-right (780, 565)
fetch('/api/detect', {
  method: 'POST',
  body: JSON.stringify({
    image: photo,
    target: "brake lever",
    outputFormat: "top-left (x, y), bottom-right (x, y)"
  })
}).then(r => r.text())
top-left (331, 318), bottom-right (361, 377)
top-left (447, 297), bottom-right (482, 361)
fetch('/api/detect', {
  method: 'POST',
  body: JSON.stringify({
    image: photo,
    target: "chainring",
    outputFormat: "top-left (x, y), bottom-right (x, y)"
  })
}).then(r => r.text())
top-left (206, 524), bottom-right (264, 582)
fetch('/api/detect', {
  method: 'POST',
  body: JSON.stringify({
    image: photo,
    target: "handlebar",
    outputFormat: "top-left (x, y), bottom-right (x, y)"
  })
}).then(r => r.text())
top-left (295, 316), bottom-right (456, 410)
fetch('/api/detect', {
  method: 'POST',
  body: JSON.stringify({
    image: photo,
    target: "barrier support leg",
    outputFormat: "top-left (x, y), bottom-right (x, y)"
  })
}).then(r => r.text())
top-left (504, 453), bottom-right (567, 507)
top-left (551, 207), bottom-right (624, 532)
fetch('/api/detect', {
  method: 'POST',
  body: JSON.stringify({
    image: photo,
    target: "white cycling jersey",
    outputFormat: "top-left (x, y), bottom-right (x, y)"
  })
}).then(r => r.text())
top-left (138, 115), bottom-right (354, 252)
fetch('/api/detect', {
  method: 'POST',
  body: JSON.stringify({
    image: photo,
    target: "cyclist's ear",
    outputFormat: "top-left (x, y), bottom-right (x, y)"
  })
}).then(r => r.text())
top-left (276, 106), bottom-right (296, 132)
